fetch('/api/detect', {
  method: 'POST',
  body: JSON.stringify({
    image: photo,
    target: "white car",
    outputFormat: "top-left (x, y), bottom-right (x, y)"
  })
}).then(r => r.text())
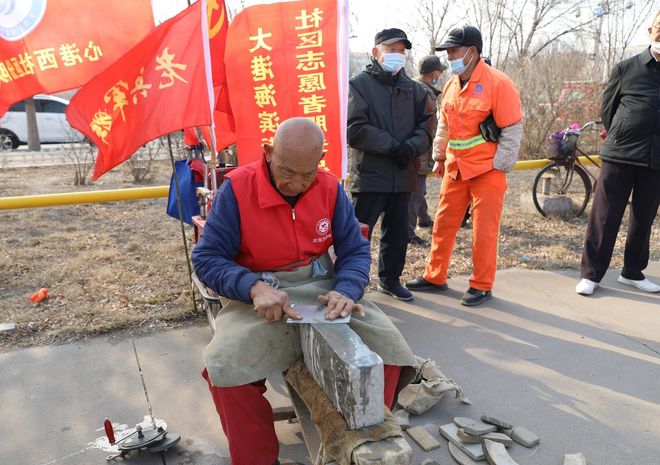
top-left (0, 94), bottom-right (85, 150)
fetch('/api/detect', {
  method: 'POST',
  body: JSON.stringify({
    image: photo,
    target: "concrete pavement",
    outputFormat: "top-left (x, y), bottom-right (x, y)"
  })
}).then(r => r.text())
top-left (2, 262), bottom-right (659, 465)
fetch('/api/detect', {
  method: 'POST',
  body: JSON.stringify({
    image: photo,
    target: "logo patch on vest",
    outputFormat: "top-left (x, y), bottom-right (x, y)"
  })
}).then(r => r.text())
top-left (316, 218), bottom-right (330, 235)
top-left (313, 218), bottom-right (332, 244)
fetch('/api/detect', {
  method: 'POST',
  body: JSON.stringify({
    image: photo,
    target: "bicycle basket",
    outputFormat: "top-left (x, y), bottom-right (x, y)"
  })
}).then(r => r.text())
top-left (545, 130), bottom-right (578, 161)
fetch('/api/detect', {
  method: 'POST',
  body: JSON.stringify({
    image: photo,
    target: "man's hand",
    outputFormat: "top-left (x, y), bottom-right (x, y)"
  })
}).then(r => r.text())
top-left (390, 144), bottom-right (415, 169)
top-left (432, 159), bottom-right (445, 178)
top-left (250, 280), bottom-right (301, 321)
top-left (318, 291), bottom-right (365, 320)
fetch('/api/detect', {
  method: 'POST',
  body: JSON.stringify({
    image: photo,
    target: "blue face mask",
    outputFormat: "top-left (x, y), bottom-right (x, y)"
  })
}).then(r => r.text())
top-left (432, 77), bottom-right (440, 86)
top-left (449, 48), bottom-right (474, 75)
top-left (381, 52), bottom-right (406, 74)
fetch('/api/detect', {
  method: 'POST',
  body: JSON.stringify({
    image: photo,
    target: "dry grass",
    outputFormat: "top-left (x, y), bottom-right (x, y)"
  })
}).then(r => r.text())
top-left (0, 161), bottom-right (201, 349)
top-left (1, 162), bottom-right (658, 350)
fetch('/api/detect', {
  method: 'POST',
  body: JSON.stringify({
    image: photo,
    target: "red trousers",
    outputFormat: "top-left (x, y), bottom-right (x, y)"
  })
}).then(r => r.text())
top-left (202, 365), bottom-right (402, 465)
top-left (424, 169), bottom-right (507, 291)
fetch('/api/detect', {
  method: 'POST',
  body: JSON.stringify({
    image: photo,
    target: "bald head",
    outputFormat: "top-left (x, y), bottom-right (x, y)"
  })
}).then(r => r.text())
top-left (264, 117), bottom-right (325, 197)
top-left (272, 117), bottom-right (324, 158)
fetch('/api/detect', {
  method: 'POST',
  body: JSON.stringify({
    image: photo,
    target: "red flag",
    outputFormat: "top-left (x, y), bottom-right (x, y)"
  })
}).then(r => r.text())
top-left (223, 0), bottom-right (349, 178)
top-left (184, 0), bottom-right (235, 156)
top-left (207, 0), bottom-right (235, 151)
top-left (66, 2), bottom-right (212, 180)
top-left (183, 127), bottom-right (202, 147)
top-left (0, 0), bottom-right (154, 116)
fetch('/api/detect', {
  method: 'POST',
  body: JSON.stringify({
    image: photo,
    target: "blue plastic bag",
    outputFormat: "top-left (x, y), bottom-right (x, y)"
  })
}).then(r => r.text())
top-left (166, 159), bottom-right (203, 225)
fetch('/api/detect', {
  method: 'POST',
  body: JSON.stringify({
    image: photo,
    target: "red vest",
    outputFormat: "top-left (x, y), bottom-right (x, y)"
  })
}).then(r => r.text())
top-left (226, 157), bottom-right (338, 272)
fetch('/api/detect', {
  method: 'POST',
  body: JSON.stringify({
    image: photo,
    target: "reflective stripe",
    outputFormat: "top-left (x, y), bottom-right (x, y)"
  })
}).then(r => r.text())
top-left (448, 134), bottom-right (487, 150)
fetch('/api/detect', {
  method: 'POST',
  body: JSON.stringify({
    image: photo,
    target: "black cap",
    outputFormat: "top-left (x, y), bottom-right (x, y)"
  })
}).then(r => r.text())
top-left (374, 28), bottom-right (412, 49)
top-left (419, 55), bottom-right (447, 74)
top-left (435, 25), bottom-right (483, 53)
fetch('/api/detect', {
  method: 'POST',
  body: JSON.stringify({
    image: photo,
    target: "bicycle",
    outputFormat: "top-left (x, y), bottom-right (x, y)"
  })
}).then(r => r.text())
top-left (532, 120), bottom-right (603, 218)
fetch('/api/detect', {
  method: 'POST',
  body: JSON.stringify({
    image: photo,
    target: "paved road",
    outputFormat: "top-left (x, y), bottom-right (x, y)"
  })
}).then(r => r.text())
top-left (2, 263), bottom-right (659, 465)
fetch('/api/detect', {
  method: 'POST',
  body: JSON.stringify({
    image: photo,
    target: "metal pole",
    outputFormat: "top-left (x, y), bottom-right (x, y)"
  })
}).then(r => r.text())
top-left (132, 340), bottom-right (157, 430)
top-left (167, 133), bottom-right (198, 316)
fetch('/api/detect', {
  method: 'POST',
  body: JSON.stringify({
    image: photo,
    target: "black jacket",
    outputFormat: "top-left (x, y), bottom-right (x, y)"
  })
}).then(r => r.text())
top-left (415, 78), bottom-right (441, 175)
top-left (600, 48), bottom-right (660, 170)
top-left (347, 58), bottom-right (435, 193)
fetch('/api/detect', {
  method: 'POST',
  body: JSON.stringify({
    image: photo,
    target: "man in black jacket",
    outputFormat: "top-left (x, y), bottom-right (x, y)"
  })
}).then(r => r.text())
top-left (347, 28), bottom-right (435, 301)
top-left (576, 9), bottom-right (660, 296)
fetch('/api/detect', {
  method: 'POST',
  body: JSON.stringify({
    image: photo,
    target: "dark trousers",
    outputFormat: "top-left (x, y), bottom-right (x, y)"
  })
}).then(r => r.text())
top-left (408, 175), bottom-right (433, 238)
top-left (352, 192), bottom-right (411, 283)
top-left (581, 160), bottom-right (660, 282)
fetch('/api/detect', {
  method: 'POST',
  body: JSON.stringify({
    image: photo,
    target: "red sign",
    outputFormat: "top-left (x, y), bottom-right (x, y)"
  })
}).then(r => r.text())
top-left (224, 0), bottom-right (349, 178)
top-left (0, 0), bottom-right (154, 116)
top-left (66, 2), bottom-right (212, 180)
top-left (206, 0), bottom-right (235, 151)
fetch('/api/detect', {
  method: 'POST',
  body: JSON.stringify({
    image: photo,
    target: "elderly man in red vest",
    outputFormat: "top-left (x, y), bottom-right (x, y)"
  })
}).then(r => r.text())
top-left (192, 117), bottom-right (416, 465)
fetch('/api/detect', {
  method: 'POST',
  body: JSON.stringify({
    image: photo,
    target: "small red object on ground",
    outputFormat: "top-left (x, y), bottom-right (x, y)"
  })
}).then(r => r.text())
top-left (29, 288), bottom-right (49, 303)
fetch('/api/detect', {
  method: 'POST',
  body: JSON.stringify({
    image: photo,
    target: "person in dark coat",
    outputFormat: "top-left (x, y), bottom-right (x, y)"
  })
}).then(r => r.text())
top-left (408, 55), bottom-right (446, 246)
top-left (347, 28), bottom-right (436, 301)
top-left (576, 9), bottom-right (660, 296)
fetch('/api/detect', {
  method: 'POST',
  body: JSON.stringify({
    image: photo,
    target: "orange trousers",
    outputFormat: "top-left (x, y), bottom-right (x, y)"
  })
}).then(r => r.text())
top-left (424, 169), bottom-right (507, 291)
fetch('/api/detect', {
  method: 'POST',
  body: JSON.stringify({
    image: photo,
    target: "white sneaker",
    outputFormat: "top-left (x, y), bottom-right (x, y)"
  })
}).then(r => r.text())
top-left (617, 276), bottom-right (660, 293)
top-left (576, 278), bottom-right (599, 295)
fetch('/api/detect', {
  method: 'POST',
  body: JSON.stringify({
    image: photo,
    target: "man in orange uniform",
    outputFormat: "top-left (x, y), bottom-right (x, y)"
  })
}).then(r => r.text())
top-left (406, 25), bottom-right (523, 306)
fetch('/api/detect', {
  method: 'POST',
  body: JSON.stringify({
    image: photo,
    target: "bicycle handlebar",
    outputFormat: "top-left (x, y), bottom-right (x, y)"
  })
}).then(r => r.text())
top-left (580, 120), bottom-right (602, 131)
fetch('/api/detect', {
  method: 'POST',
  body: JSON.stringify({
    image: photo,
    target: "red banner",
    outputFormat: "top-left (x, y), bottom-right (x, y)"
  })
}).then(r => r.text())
top-left (224, 0), bottom-right (349, 178)
top-left (0, 0), bottom-right (154, 116)
top-left (207, 0), bottom-right (235, 152)
top-left (188, 0), bottom-right (236, 154)
top-left (66, 2), bottom-right (212, 180)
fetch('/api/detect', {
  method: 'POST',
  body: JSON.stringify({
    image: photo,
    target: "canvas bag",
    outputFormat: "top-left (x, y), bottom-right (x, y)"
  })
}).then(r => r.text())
top-left (396, 356), bottom-right (471, 415)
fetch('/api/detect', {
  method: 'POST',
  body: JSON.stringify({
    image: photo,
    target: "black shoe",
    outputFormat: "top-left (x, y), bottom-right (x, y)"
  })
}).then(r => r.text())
top-left (377, 280), bottom-right (413, 301)
top-left (460, 287), bottom-right (492, 306)
top-left (408, 235), bottom-right (429, 246)
top-left (405, 277), bottom-right (448, 292)
top-left (418, 220), bottom-right (434, 228)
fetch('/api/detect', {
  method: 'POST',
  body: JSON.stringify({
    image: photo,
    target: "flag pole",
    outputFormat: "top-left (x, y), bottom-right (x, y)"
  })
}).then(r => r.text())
top-left (166, 133), bottom-right (198, 316)
top-left (200, 0), bottom-right (219, 192)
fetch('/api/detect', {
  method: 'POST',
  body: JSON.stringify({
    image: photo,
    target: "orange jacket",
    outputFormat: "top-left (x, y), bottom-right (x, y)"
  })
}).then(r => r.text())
top-left (440, 59), bottom-right (522, 180)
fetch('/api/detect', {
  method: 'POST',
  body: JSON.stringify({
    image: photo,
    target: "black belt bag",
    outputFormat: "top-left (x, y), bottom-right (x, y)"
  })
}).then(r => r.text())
top-left (479, 114), bottom-right (501, 142)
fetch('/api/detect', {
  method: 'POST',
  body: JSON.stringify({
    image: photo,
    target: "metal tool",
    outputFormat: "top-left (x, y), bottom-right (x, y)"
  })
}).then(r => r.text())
top-left (132, 340), bottom-right (157, 430)
top-left (104, 340), bottom-right (181, 464)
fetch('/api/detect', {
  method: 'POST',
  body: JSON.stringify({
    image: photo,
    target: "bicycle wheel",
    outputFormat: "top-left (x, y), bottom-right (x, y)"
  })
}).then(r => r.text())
top-left (532, 162), bottom-right (592, 217)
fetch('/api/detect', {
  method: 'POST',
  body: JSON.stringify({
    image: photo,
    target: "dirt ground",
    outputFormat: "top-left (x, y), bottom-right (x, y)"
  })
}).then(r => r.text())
top-left (1, 160), bottom-right (658, 350)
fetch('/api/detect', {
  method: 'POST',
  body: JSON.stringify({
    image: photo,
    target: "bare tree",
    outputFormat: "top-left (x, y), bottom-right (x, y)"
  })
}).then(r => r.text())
top-left (66, 137), bottom-right (95, 186)
top-left (226, 0), bottom-right (246, 21)
top-left (466, 0), bottom-right (507, 64)
top-left (598, 0), bottom-right (655, 72)
top-left (125, 137), bottom-right (166, 183)
top-left (409, 0), bottom-right (453, 55)
top-left (466, 0), bottom-right (602, 69)
top-left (510, 49), bottom-right (602, 159)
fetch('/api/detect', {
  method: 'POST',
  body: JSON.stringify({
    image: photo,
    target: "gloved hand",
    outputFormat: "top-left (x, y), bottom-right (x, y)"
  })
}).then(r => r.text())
top-left (390, 143), bottom-right (415, 169)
